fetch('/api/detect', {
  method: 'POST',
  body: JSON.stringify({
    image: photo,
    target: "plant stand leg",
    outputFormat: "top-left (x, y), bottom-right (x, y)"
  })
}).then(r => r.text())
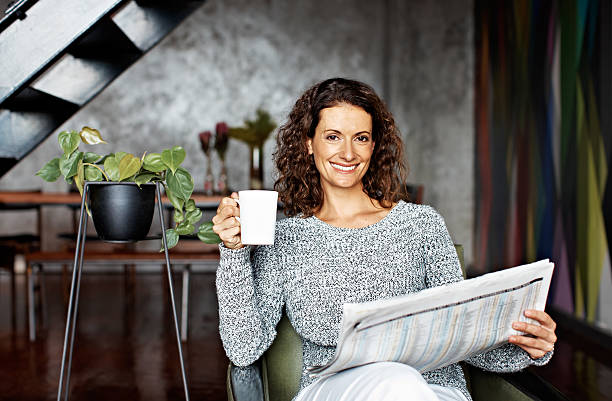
top-left (156, 182), bottom-right (190, 401)
top-left (57, 185), bottom-right (89, 401)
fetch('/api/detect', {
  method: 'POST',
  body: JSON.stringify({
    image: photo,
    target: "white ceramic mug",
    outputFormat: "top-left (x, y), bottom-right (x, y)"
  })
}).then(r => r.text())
top-left (237, 190), bottom-right (278, 245)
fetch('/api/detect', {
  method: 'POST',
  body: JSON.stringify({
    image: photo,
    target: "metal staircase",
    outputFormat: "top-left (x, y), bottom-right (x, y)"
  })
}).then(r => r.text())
top-left (0, 0), bottom-right (204, 177)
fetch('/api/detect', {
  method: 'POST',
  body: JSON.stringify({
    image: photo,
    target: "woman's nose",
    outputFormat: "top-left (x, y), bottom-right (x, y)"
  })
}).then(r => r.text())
top-left (340, 141), bottom-right (355, 161)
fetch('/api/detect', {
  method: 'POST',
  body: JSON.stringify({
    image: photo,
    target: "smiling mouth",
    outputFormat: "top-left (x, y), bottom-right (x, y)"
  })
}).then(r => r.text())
top-left (330, 162), bottom-right (358, 172)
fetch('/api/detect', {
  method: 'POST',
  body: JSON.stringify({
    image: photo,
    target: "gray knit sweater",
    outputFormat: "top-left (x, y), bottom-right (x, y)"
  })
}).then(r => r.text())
top-left (216, 201), bottom-right (551, 400)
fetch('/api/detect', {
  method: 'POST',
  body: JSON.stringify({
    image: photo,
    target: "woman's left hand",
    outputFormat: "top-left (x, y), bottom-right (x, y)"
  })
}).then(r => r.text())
top-left (509, 310), bottom-right (557, 359)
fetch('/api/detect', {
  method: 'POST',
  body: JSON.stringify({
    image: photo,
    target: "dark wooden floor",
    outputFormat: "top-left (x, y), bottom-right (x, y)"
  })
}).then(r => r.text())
top-left (0, 272), bottom-right (228, 401)
top-left (1, 272), bottom-right (612, 401)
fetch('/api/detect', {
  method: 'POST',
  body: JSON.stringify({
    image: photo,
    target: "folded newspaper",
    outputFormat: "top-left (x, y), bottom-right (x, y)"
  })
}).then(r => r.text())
top-left (307, 259), bottom-right (554, 377)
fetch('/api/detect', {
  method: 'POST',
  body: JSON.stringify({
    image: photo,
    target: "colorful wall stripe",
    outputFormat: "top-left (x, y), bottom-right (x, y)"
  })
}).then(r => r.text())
top-left (474, 0), bottom-right (612, 328)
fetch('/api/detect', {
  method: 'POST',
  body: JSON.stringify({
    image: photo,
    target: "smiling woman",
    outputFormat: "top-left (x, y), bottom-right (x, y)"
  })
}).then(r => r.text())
top-left (213, 78), bottom-right (556, 401)
top-left (307, 103), bottom-right (374, 192)
top-left (274, 78), bottom-right (407, 219)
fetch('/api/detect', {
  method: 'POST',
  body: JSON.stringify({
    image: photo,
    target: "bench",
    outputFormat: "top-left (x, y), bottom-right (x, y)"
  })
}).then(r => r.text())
top-left (25, 250), bottom-right (220, 342)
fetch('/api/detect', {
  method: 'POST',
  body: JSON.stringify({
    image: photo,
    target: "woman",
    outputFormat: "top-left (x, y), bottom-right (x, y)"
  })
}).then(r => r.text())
top-left (213, 78), bottom-right (556, 401)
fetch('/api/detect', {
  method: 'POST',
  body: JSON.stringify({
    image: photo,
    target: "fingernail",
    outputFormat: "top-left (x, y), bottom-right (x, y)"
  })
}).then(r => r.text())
top-left (525, 310), bottom-right (533, 317)
top-left (512, 322), bottom-right (520, 329)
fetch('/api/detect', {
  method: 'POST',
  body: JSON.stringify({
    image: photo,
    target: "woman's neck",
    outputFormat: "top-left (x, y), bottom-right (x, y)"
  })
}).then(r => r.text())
top-left (315, 185), bottom-right (392, 228)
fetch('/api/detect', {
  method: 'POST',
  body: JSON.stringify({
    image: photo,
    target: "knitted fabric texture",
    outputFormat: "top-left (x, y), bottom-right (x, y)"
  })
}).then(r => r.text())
top-left (216, 201), bottom-right (551, 401)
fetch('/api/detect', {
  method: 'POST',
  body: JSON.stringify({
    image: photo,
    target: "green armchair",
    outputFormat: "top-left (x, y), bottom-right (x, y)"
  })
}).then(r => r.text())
top-left (226, 245), bottom-right (534, 401)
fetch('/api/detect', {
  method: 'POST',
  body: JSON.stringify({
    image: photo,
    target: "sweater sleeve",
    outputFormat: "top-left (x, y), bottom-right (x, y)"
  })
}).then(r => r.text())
top-left (421, 206), bottom-right (463, 288)
top-left (466, 344), bottom-right (553, 372)
top-left (420, 206), bottom-right (554, 371)
top-left (215, 243), bottom-right (284, 366)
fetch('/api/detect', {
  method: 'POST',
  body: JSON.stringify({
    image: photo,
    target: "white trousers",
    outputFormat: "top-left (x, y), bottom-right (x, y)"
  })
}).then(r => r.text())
top-left (294, 362), bottom-right (468, 401)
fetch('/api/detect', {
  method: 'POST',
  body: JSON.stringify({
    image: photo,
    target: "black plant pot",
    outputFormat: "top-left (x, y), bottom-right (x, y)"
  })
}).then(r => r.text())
top-left (88, 182), bottom-right (156, 242)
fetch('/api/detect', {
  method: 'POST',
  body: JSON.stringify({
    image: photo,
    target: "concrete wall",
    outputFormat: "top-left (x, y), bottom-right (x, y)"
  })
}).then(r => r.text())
top-left (388, 0), bottom-right (474, 266)
top-left (0, 0), bottom-right (474, 265)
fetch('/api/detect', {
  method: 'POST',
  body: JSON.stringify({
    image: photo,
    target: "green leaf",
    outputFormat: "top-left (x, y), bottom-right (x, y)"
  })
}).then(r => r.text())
top-left (59, 151), bottom-right (83, 178)
top-left (176, 221), bottom-right (195, 235)
top-left (79, 127), bottom-right (107, 145)
top-left (142, 153), bottom-right (166, 172)
top-left (174, 209), bottom-right (185, 224)
top-left (134, 173), bottom-right (156, 186)
top-left (166, 167), bottom-right (193, 202)
top-left (84, 165), bottom-right (103, 181)
top-left (83, 152), bottom-right (102, 163)
top-left (162, 228), bottom-right (179, 250)
top-left (185, 199), bottom-right (196, 212)
top-left (75, 160), bottom-right (84, 195)
top-left (197, 221), bottom-right (221, 244)
top-left (58, 131), bottom-right (80, 155)
top-left (161, 146), bottom-right (185, 174)
top-left (104, 156), bottom-right (120, 181)
top-left (186, 208), bottom-right (202, 225)
top-left (118, 153), bottom-right (142, 181)
top-left (166, 192), bottom-right (183, 215)
top-left (36, 158), bottom-right (61, 182)
top-left (114, 152), bottom-right (128, 162)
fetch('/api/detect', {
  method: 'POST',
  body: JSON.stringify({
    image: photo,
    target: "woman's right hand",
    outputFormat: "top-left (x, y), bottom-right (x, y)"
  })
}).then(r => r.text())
top-left (212, 192), bottom-right (243, 250)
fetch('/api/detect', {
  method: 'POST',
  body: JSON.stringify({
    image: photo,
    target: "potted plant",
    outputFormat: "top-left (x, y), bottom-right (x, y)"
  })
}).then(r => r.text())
top-left (36, 127), bottom-right (221, 247)
top-left (228, 109), bottom-right (276, 189)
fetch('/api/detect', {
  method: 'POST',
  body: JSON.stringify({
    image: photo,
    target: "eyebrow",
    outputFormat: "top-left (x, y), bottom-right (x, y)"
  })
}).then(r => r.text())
top-left (323, 129), bottom-right (372, 135)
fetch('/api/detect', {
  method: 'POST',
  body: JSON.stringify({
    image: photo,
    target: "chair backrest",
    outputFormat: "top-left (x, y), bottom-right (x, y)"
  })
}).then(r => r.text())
top-left (261, 245), bottom-right (465, 401)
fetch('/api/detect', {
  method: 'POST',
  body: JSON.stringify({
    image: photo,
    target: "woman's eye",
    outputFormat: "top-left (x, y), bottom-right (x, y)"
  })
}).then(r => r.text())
top-left (356, 136), bottom-right (370, 142)
top-left (326, 135), bottom-right (339, 141)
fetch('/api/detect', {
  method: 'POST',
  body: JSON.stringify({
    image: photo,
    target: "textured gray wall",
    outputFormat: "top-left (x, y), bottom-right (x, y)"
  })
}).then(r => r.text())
top-left (0, 0), bottom-right (474, 264)
top-left (388, 0), bottom-right (474, 266)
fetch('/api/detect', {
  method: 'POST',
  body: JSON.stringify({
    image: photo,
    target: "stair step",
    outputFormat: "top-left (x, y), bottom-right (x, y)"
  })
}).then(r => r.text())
top-left (0, 0), bottom-right (205, 178)
top-left (0, 0), bottom-right (123, 104)
top-left (30, 54), bottom-right (127, 106)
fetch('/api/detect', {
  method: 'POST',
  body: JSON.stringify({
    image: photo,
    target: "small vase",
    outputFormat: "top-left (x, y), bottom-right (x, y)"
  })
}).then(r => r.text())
top-left (203, 155), bottom-right (214, 196)
top-left (216, 159), bottom-right (228, 195)
top-left (249, 145), bottom-right (264, 190)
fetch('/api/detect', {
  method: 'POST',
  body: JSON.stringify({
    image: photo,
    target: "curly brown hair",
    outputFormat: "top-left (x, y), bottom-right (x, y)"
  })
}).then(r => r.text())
top-left (274, 78), bottom-right (407, 217)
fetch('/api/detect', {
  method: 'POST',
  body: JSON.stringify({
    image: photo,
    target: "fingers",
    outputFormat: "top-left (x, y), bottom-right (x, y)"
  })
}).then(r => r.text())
top-left (511, 320), bottom-right (557, 345)
top-left (215, 196), bottom-right (239, 216)
top-left (509, 331), bottom-right (555, 353)
top-left (524, 309), bottom-right (557, 331)
top-left (509, 309), bottom-right (558, 359)
top-left (511, 342), bottom-right (550, 359)
top-left (217, 224), bottom-right (242, 249)
top-left (212, 195), bottom-right (242, 249)
top-left (212, 204), bottom-right (239, 224)
top-left (212, 196), bottom-right (240, 225)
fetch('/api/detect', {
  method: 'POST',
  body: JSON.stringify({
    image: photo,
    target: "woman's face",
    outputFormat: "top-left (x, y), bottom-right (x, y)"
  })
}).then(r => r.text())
top-left (307, 103), bottom-right (374, 191)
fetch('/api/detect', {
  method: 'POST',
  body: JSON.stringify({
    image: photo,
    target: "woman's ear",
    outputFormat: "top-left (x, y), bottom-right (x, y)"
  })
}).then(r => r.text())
top-left (307, 138), bottom-right (313, 155)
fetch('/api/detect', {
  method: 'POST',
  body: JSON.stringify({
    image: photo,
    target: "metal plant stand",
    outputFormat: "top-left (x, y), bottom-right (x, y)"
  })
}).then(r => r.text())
top-left (56, 182), bottom-right (190, 401)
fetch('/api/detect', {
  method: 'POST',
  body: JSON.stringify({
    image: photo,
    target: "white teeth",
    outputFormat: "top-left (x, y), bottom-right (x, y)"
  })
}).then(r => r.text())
top-left (330, 162), bottom-right (357, 171)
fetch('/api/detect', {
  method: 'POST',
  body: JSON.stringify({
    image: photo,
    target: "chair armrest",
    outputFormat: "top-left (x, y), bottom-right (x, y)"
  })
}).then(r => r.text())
top-left (227, 362), bottom-right (265, 401)
top-left (464, 364), bottom-right (533, 401)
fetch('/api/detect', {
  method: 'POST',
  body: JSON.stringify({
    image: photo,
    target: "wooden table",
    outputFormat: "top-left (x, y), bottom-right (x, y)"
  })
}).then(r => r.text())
top-left (0, 191), bottom-right (223, 208)
top-left (0, 190), bottom-right (225, 343)
top-left (0, 191), bottom-right (224, 243)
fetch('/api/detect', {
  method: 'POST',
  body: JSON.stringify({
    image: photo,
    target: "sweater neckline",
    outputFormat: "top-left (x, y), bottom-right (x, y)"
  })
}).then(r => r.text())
top-left (309, 200), bottom-right (406, 232)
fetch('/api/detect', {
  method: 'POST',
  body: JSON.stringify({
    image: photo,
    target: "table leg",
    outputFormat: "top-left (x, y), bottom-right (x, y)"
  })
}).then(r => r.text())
top-left (27, 264), bottom-right (35, 342)
top-left (181, 265), bottom-right (190, 342)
